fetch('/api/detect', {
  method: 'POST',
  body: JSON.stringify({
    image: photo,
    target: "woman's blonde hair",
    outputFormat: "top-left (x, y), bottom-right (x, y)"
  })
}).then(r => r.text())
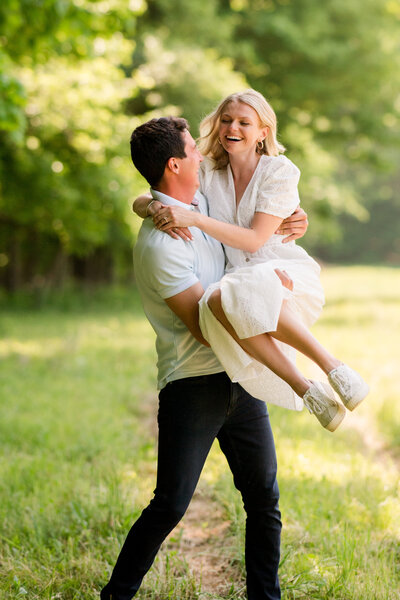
top-left (198, 89), bottom-right (285, 169)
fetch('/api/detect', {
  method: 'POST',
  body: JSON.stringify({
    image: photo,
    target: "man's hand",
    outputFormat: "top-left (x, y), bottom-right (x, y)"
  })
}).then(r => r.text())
top-left (275, 206), bottom-right (308, 243)
top-left (274, 269), bottom-right (294, 291)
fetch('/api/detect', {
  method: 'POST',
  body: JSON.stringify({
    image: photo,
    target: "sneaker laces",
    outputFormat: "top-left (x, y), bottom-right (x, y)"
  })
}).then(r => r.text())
top-left (330, 368), bottom-right (352, 397)
top-left (303, 391), bottom-right (326, 415)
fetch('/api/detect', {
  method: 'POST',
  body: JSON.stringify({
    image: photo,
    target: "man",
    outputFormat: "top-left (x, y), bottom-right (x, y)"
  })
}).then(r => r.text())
top-left (101, 117), bottom-right (308, 600)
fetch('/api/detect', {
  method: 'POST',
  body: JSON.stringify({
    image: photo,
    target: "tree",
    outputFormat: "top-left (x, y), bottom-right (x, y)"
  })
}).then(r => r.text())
top-left (226, 0), bottom-right (400, 247)
top-left (0, 0), bottom-right (140, 288)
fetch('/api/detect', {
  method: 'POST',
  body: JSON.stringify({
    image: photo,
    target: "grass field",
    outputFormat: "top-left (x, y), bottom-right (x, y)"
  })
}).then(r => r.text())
top-left (0, 266), bottom-right (399, 599)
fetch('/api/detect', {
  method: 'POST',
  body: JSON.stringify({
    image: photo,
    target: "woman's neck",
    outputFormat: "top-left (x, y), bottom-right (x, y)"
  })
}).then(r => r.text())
top-left (228, 152), bottom-right (263, 206)
top-left (229, 151), bottom-right (261, 181)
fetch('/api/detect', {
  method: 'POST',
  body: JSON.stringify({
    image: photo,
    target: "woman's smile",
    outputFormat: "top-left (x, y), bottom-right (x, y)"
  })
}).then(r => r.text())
top-left (219, 101), bottom-right (267, 156)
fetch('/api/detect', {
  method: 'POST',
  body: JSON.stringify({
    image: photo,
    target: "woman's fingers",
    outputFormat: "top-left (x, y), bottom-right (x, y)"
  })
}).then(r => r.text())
top-left (154, 215), bottom-right (193, 241)
top-left (170, 227), bottom-right (193, 242)
top-left (153, 207), bottom-right (173, 227)
top-left (153, 206), bottom-right (197, 230)
top-left (165, 230), bottom-right (180, 240)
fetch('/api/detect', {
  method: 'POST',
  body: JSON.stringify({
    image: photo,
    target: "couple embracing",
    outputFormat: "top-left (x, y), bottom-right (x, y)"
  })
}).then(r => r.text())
top-left (100, 90), bottom-right (368, 600)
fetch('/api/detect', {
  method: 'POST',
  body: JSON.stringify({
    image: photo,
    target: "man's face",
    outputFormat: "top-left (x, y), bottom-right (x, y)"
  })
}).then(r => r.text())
top-left (175, 130), bottom-right (203, 191)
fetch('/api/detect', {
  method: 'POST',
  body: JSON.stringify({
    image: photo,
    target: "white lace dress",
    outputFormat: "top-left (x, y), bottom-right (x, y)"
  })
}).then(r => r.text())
top-left (198, 155), bottom-right (325, 410)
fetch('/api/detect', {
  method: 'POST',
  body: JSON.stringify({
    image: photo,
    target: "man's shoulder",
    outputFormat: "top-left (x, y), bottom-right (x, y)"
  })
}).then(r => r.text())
top-left (134, 222), bottom-right (194, 269)
top-left (134, 219), bottom-right (185, 254)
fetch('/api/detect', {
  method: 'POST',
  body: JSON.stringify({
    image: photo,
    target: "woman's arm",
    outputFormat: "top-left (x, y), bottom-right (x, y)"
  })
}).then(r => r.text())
top-left (153, 206), bottom-right (282, 253)
top-left (132, 193), bottom-right (161, 218)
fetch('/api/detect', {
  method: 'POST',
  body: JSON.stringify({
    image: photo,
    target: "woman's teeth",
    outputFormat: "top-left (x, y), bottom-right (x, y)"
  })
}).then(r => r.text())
top-left (226, 136), bottom-right (242, 141)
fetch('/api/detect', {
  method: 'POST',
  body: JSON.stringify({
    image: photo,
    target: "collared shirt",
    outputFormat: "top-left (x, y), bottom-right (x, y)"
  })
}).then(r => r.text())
top-left (133, 189), bottom-right (225, 390)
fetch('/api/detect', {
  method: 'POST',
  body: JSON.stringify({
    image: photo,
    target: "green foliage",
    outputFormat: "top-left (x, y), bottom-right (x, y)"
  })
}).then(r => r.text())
top-left (224, 0), bottom-right (400, 243)
top-left (1, 0), bottom-right (400, 288)
top-left (0, 55), bottom-right (26, 137)
top-left (0, 1), bottom-right (145, 287)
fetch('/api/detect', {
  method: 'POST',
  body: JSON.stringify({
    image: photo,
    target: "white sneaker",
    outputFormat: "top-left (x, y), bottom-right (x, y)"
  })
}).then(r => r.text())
top-left (303, 381), bottom-right (346, 432)
top-left (328, 364), bottom-right (369, 411)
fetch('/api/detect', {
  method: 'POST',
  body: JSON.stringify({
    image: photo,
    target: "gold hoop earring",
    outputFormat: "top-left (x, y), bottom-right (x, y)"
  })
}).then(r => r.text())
top-left (217, 138), bottom-right (222, 145)
top-left (257, 140), bottom-right (264, 150)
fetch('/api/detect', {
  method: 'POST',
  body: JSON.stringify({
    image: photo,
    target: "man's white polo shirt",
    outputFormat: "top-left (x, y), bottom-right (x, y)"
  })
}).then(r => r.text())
top-left (133, 189), bottom-right (225, 389)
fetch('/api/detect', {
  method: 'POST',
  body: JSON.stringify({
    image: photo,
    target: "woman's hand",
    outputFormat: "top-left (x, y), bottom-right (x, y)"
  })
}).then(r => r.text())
top-left (153, 205), bottom-right (195, 242)
top-left (275, 206), bottom-right (308, 243)
top-left (153, 205), bottom-right (199, 229)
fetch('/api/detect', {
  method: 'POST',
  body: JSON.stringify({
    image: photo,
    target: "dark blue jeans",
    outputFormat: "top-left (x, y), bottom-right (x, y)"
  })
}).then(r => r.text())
top-left (101, 372), bottom-right (281, 600)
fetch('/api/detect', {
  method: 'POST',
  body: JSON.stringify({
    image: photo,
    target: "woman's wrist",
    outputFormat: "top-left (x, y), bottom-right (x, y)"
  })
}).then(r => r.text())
top-left (193, 212), bottom-right (204, 228)
top-left (147, 199), bottom-right (162, 217)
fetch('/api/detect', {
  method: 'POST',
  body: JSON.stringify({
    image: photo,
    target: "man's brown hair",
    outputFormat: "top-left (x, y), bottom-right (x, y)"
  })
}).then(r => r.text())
top-left (130, 117), bottom-right (189, 187)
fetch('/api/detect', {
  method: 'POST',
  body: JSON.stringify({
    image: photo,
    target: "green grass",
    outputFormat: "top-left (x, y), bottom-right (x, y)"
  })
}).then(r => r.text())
top-left (0, 267), bottom-right (399, 599)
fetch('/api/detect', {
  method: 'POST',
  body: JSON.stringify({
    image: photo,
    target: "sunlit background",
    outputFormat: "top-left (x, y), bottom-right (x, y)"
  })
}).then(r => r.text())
top-left (0, 2), bottom-right (399, 599)
top-left (1, 0), bottom-right (400, 290)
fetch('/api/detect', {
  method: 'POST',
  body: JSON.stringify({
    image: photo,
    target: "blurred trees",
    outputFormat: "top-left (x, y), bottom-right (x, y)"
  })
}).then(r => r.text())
top-left (0, 0), bottom-right (140, 289)
top-left (1, 0), bottom-right (399, 290)
top-left (225, 0), bottom-right (400, 250)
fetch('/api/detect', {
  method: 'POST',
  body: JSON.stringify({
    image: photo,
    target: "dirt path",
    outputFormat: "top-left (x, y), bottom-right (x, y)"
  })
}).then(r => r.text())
top-left (167, 489), bottom-right (242, 596)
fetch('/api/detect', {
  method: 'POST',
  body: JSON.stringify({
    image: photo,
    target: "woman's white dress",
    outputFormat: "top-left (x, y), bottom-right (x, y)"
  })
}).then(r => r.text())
top-left (198, 155), bottom-right (325, 411)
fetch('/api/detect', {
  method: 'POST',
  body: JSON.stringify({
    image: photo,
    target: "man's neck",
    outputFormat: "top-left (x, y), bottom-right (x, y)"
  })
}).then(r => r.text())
top-left (155, 182), bottom-right (195, 205)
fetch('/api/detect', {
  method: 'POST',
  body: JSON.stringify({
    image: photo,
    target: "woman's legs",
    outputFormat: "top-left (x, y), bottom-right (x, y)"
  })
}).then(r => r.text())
top-left (207, 287), bottom-right (368, 431)
top-left (208, 289), bottom-right (341, 380)
top-left (207, 290), bottom-right (311, 397)
top-left (207, 290), bottom-right (349, 431)
top-left (269, 302), bottom-right (341, 374)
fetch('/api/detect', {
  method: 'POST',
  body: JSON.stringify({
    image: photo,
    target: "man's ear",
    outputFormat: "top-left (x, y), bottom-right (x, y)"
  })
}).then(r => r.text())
top-left (166, 157), bottom-right (180, 174)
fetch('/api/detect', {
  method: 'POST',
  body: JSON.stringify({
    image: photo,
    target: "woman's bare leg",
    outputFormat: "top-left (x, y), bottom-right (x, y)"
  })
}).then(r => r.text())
top-left (270, 302), bottom-right (341, 374)
top-left (207, 289), bottom-right (353, 431)
top-left (208, 290), bottom-right (341, 379)
top-left (207, 290), bottom-right (311, 397)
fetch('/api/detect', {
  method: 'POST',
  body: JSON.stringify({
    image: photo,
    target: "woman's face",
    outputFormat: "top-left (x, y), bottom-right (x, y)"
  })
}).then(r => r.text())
top-left (218, 101), bottom-right (268, 157)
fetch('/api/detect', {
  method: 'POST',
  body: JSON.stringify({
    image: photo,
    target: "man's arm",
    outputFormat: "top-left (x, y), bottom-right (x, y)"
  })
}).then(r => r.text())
top-left (164, 270), bottom-right (293, 346)
top-left (164, 282), bottom-right (209, 346)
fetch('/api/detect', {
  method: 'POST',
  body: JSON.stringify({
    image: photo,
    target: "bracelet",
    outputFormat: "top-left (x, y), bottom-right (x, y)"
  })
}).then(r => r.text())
top-left (145, 199), bottom-right (157, 217)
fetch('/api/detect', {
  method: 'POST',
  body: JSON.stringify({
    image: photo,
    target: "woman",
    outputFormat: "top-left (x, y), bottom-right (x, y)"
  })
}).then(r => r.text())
top-left (134, 90), bottom-right (368, 431)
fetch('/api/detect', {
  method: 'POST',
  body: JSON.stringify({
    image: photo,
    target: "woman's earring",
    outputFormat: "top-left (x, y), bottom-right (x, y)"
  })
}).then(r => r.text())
top-left (217, 138), bottom-right (222, 145)
top-left (257, 139), bottom-right (264, 150)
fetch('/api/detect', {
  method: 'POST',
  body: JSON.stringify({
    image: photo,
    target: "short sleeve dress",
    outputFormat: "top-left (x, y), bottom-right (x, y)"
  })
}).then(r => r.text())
top-left (198, 154), bottom-right (325, 411)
